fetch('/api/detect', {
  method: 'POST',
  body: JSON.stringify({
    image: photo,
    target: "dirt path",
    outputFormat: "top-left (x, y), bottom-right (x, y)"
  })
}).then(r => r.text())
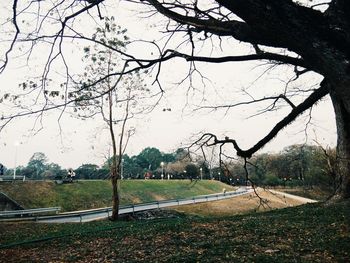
top-left (266, 189), bottom-right (318, 203)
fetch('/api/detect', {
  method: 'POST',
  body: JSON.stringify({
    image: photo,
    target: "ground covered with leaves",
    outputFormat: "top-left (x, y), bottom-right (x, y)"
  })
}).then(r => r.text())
top-left (0, 200), bottom-right (349, 262)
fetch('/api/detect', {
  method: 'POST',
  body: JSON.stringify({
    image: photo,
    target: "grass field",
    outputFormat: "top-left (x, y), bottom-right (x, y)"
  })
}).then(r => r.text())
top-left (0, 180), bottom-right (234, 212)
top-left (0, 199), bottom-right (349, 262)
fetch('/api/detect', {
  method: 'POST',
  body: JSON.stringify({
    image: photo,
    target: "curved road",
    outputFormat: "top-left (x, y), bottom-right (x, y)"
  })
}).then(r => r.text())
top-left (1, 188), bottom-right (317, 223)
top-left (38, 187), bottom-right (253, 223)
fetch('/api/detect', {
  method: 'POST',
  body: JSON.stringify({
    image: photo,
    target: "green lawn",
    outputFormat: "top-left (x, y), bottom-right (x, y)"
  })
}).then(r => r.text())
top-left (0, 180), bottom-right (233, 212)
top-left (0, 200), bottom-right (349, 262)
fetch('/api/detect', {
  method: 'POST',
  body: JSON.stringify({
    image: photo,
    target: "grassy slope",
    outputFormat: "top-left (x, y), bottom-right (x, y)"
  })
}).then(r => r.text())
top-left (0, 180), bottom-right (233, 211)
top-left (0, 201), bottom-right (349, 262)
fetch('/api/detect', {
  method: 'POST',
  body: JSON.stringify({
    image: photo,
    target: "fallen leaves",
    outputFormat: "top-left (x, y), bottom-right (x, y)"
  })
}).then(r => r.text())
top-left (1, 200), bottom-right (350, 262)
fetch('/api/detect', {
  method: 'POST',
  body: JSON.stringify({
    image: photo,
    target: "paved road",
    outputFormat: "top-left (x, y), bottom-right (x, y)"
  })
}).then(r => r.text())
top-left (38, 188), bottom-right (253, 223)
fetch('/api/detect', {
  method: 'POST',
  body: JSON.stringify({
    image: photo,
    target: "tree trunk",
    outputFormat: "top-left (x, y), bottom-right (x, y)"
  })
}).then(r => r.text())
top-left (111, 171), bottom-right (120, 220)
top-left (330, 87), bottom-right (350, 199)
top-left (108, 88), bottom-right (120, 221)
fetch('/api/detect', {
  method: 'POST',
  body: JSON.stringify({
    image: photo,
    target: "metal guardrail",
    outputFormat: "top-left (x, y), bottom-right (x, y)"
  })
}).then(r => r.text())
top-left (0, 176), bottom-right (25, 182)
top-left (0, 207), bottom-right (61, 217)
top-left (0, 188), bottom-right (252, 223)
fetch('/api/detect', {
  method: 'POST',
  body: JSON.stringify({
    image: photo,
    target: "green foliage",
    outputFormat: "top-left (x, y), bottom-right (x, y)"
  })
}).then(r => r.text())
top-left (263, 174), bottom-right (282, 186)
top-left (185, 163), bottom-right (199, 179)
top-left (75, 164), bottom-right (104, 179)
top-left (122, 154), bottom-right (143, 179)
top-left (25, 152), bottom-right (49, 179)
top-left (5, 146), bottom-right (206, 181)
top-left (43, 163), bottom-right (66, 179)
top-left (10, 152), bottom-right (66, 180)
top-left (135, 147), bottom-right (163, 171)
top-left (227, 144), bottom-right (336, 190)
top-left (163, 152), bottom-right (176, 163)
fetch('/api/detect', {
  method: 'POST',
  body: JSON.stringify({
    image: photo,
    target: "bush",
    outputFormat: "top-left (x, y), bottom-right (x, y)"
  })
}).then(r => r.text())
top-left (285, 179), bottom-right (304, 188)
top-left (263, 174), bottom-right (282, 186)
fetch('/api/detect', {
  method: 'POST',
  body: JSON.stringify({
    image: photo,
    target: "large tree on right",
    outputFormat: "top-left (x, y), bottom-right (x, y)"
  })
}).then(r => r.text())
top-left (139, 0), bottom-right (350, 199)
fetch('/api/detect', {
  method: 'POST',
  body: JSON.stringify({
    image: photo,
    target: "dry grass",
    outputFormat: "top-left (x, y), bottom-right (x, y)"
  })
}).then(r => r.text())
top-left (170, 189), bottom-right (307, 217)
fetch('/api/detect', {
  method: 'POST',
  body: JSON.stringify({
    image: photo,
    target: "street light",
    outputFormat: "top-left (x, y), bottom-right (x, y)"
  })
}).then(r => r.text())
top-left (121, 158), bottom-right (124, 180)
top-left (13, 141), bottom-right (20, 180)
top-left (218, 172), bottom-right (221, 182)
top-left (161, 162), bottom-right (165, 180)
top-left (200, 167), bottom-right (203, 180)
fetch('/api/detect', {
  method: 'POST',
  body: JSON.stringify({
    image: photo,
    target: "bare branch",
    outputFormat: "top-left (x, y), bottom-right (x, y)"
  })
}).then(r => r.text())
top-left (176, 51), bottom-right (308, 68)
top-left (0, 0), bottom-right (20, 73)
top-left (191, 80), bottom-right (329, 159)
top-left (196, 94), bottom-right (296, 112)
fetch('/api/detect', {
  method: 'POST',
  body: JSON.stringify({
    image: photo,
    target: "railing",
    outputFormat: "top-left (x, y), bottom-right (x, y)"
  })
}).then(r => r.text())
top-left (0, 175), bottom-right (25, 181)
top-left (0, 207), bottom-right (61, 217)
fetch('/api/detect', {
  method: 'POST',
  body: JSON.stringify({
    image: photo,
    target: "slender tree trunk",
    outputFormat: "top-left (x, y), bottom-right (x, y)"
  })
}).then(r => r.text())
top-left (111, 170), bottom-right (120, 220)
top-left (330, 86), bottom-right (350, 199)
top-left (108, 89), bottom-right (120, 221)
top-left (109, 84), bottom-right (130, 221)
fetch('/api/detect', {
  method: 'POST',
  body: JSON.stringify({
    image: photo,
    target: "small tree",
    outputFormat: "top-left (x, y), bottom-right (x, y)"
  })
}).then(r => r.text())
top-left (134, 147), bottom-right (164, 172)
top-left (44, 163), bottom-right (65, 179)
top-left (73, 18), bottom-right (150, 220)
top-left (26, 152), bottom-right (48, 179)
top-left (75, 164), bottom-right (99, 179)
top-left (263, 173), bottom-right (282, 187)
top-left (185, 163), bottom-right (199, 180)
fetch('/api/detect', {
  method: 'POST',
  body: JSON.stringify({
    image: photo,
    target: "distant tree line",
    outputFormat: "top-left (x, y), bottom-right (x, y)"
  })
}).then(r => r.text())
top-left (1, 152), bottom-right (68, 180)
top-left (0, 144), bottom-right (336, 191)
top-left (0, 147), bottom-right (196, 180)
top-left (226, 144), bottom-right (336, 192)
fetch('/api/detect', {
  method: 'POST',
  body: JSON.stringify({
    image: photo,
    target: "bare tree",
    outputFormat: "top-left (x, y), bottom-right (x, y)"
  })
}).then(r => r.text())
top-left (73, 19), bottom-right (150, 220)
top-left (1, 0), bottom-right (350, 200)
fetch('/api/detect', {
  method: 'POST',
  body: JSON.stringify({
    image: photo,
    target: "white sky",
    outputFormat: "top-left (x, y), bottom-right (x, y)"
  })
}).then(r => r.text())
top-left (0, 0), bottom-right (337, 169)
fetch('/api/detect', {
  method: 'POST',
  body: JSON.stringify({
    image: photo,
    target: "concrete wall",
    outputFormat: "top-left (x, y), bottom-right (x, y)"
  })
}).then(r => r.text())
top-left (0, 192), bottom-right (24, 211)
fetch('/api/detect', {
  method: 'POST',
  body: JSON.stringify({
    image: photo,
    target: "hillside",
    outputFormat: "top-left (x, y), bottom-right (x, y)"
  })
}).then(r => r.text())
top-left (0, 180), bottom-right (234, 212)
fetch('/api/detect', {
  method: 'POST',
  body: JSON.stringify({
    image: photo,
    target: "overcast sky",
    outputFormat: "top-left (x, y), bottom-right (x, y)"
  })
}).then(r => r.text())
top-left (0, 0), bottom-right (337, 169)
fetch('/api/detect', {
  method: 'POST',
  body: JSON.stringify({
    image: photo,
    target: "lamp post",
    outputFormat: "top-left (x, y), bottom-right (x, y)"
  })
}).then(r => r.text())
top-left (218, 172), bottom-right (221, 182)
top-left (200, 167), bottom-right (203, 180)
top-left (13, 141), bottom-right (20, 180)
top-left (121, 158), bottom-right (124, 180)
top-left (161, 162), bottom-right (164, 180)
